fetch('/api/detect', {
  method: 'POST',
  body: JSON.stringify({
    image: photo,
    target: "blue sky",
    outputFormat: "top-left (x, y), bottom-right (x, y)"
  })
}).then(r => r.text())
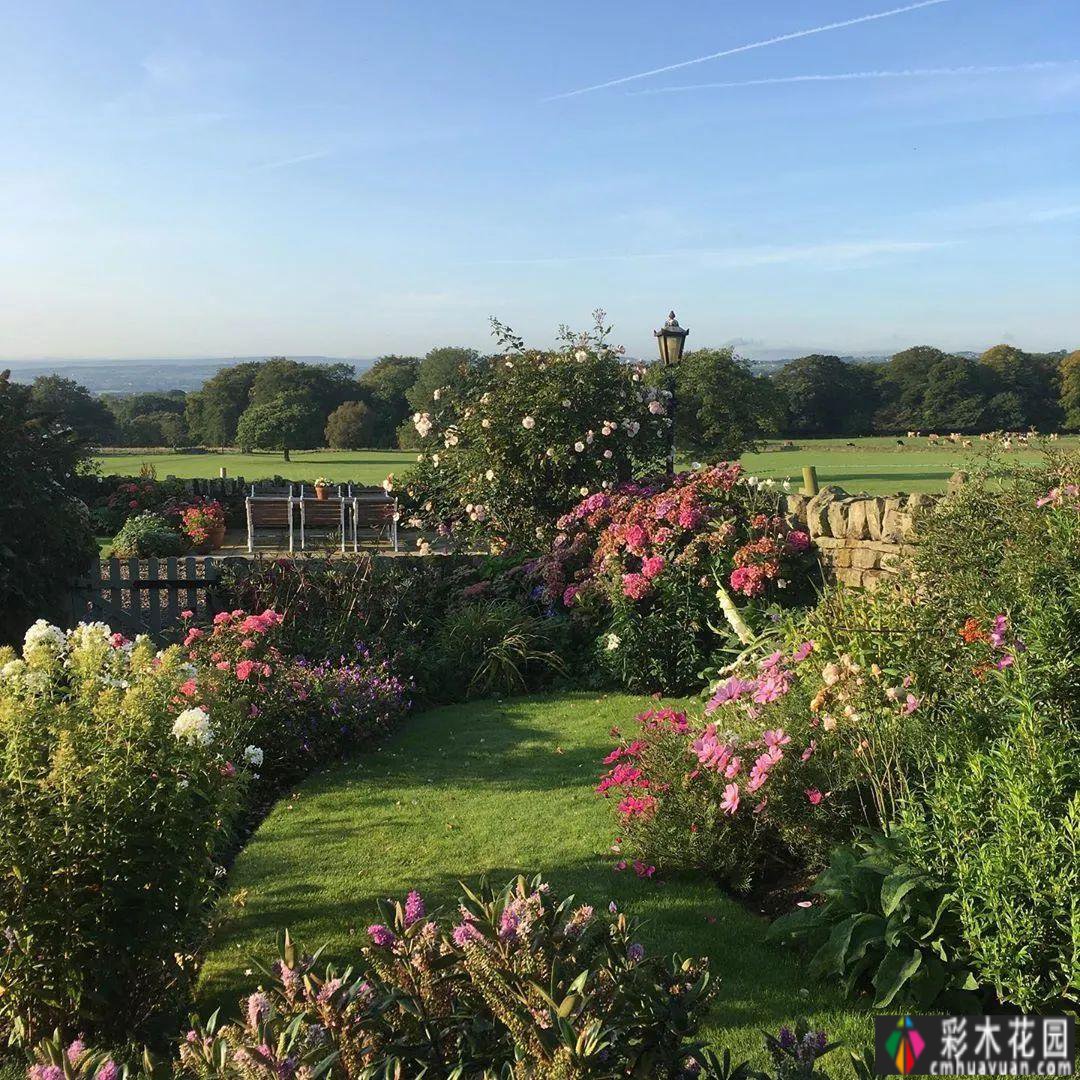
top-left (1, 0), bottom-right (1078, 361)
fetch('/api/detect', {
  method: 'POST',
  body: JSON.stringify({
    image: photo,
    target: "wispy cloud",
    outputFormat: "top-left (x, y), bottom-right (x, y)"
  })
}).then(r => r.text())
top-left (481, 239), bottom-right (952, 268)
top-left (544, 0), bottom-right (950, 101)
top-left (252, 149), bottom-right (334, 171)
top-left (628, 61), bottom-right (1079, 95)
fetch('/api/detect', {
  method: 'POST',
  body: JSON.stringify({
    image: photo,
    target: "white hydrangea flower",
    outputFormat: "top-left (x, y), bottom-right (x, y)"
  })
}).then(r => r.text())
top-left (172, 707), bottom-right (213, 746)
top-left (605, 632), bottom-right (621, 652)
top-left (243, 745), bottom-right (264, 767)
top-left (382, 474), bottom-right (394, 493)
top-left (433, 388), bottom-right (441, 401)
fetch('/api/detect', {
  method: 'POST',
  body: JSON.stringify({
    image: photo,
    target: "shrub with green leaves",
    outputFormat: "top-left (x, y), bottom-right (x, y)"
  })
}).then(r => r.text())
top-left (401, 312), bottom-right (669, 551)
top-left (768, 832), bottom-right (979, 1011)
top-left (0, 620), bottom-right (254, 1044)
top-left (111, 511), bottom-right (186, 558)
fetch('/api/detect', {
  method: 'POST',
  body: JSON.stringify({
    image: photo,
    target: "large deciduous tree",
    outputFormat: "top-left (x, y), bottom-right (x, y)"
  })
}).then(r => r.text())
top-left (772, 355), bottom-right (879, 435)
top-left (235, 394), bottom-right (322, 461)
top-left (325, 400), bottom-right (377, 449)
top-left (0, 371), bottom-right (97, 644)
top-left (185, 362), bottom-right (263, 446)
top-left (1060, 350), bottom-right (1080, 432)
top-left (667, 347), bottom-right (784, 456)
top-left (27, 375), bottom-right (116, 445)
top-left (358, 354), bottom-right (420, 447)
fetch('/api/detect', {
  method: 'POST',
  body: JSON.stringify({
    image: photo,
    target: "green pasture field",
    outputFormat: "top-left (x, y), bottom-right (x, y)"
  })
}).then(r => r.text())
top-left (95, 435), bottom-right (1077, 496)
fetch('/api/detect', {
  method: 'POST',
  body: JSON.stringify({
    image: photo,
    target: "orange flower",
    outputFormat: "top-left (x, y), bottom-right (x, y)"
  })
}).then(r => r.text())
top-left (959, 618), bottom-right (988, 644)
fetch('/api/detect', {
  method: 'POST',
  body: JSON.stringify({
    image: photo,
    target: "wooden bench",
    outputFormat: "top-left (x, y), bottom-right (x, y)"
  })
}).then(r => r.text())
top-left (246, 496), bottom-right (296, 552)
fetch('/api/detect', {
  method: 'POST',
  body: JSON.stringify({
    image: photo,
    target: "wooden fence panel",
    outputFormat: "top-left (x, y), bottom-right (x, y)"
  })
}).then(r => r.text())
top-left (73, 555), bottom-right (242, 640)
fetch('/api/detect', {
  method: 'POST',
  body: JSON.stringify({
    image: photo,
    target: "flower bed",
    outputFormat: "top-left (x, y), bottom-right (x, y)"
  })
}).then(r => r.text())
top-left (534, 464), bottom-right (817, 692)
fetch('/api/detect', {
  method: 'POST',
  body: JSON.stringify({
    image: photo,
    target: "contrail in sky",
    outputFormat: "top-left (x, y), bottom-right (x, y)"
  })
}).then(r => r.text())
top-left (543, 0), bottom-right (951, 101)
top-left (627, 61), bottom-right (1077, 95)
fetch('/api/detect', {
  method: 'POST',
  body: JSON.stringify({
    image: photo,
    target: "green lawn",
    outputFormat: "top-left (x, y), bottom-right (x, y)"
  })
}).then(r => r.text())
top-left (94, 448), bottom-right (416, 486)
top-left (740, 435), bottom-right (1078, 494)
top-left (199, 692), bottom-right (870, 1068)
top-left (96, 436), bottom-right (1077, 496)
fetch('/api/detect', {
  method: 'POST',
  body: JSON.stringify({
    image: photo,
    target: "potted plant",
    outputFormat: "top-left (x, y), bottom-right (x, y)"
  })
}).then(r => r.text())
top-left (313, 477), bottom-right (331, 501)
top-left (181, 499), bottom-right (227, 553)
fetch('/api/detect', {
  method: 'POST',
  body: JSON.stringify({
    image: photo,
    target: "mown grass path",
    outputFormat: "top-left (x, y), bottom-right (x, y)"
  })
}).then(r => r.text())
top-left (198, 693), bottom-right (868, 1066)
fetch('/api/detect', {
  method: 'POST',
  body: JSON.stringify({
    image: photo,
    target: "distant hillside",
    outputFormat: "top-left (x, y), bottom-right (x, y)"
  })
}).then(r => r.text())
top-left (3, 356), bottom-right (375, 394)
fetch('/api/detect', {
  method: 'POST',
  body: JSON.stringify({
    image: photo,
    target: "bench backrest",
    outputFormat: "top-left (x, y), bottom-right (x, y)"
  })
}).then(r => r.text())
top-left (353, 499), bottom-right (395, 527)
top-left (247, 497), bottom-right (292, 527)
top-left (301, 498), bottom-right (345, 526)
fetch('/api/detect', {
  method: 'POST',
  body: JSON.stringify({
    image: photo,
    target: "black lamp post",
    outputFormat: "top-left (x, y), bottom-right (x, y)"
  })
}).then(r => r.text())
top-left (654, 310), bottom-right (689, 474)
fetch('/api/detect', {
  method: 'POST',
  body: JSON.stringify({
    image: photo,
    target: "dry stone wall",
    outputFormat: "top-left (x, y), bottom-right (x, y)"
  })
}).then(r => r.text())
top-left (782, 484), bottom-right (948, 588)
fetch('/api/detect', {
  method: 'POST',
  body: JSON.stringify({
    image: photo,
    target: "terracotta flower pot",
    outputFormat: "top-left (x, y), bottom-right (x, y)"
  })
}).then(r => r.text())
top-left (314, 484), bottom-right (329, 501)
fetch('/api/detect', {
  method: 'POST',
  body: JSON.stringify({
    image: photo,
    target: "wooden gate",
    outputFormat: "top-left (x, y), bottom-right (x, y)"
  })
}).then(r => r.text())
top-left (74, 555), bottom-right (247, 639)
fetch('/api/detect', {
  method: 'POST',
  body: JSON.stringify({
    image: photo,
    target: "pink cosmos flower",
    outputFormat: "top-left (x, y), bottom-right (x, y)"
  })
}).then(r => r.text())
top-left (805, 788), bottom-right (823, 806)
top-left (633, 860), bottom-right (656, 878)
top-left (720, 783), bottom-right (740, 815)
top-left (762, 729), bottom-right (791, 748)
top-left (900, 693), bottom-right (920, 715)
top-left (793, 640), bottom-right (815, 662)
top-left (801, 740), bottom-right (817, 762)
top-left (705, 677), bottom-right (754, 713)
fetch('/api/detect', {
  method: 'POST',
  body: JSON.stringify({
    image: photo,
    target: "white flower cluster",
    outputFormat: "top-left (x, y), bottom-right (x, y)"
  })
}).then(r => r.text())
top-left (172, 707), bottom-right (213, 746)
top-left (23, 619), bottom-right (67, 659)
top-left (242, 745), bottom-right (264, 767)
top-left (412, 412), bottom-right (433, 438)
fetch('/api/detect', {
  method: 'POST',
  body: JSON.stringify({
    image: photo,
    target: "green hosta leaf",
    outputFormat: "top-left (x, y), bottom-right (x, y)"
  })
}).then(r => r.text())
top-left (873, 947), bottom-right (923, 1007)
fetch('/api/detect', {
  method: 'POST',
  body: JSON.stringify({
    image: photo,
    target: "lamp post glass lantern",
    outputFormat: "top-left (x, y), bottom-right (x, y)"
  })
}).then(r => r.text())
top-left (654, 310), bottom-right (688, 473)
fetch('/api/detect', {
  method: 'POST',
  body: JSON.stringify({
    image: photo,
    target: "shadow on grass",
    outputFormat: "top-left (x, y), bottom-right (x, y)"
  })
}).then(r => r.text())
top-left (201, 854), bottom-right (843, 1035)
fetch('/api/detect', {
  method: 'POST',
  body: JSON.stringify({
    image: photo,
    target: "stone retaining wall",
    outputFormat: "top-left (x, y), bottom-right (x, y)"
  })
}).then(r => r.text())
top-left (782, 484), bottom-right (949, 588)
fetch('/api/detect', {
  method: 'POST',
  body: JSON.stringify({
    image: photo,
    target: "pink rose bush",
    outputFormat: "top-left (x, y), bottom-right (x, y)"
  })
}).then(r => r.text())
top-left (535, 464), bottom-right (817, 692)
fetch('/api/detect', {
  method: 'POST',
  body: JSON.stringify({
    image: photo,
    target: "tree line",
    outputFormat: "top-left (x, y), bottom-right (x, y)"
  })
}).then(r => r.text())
top-left (14, 341), bottom-right (1080, 456)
